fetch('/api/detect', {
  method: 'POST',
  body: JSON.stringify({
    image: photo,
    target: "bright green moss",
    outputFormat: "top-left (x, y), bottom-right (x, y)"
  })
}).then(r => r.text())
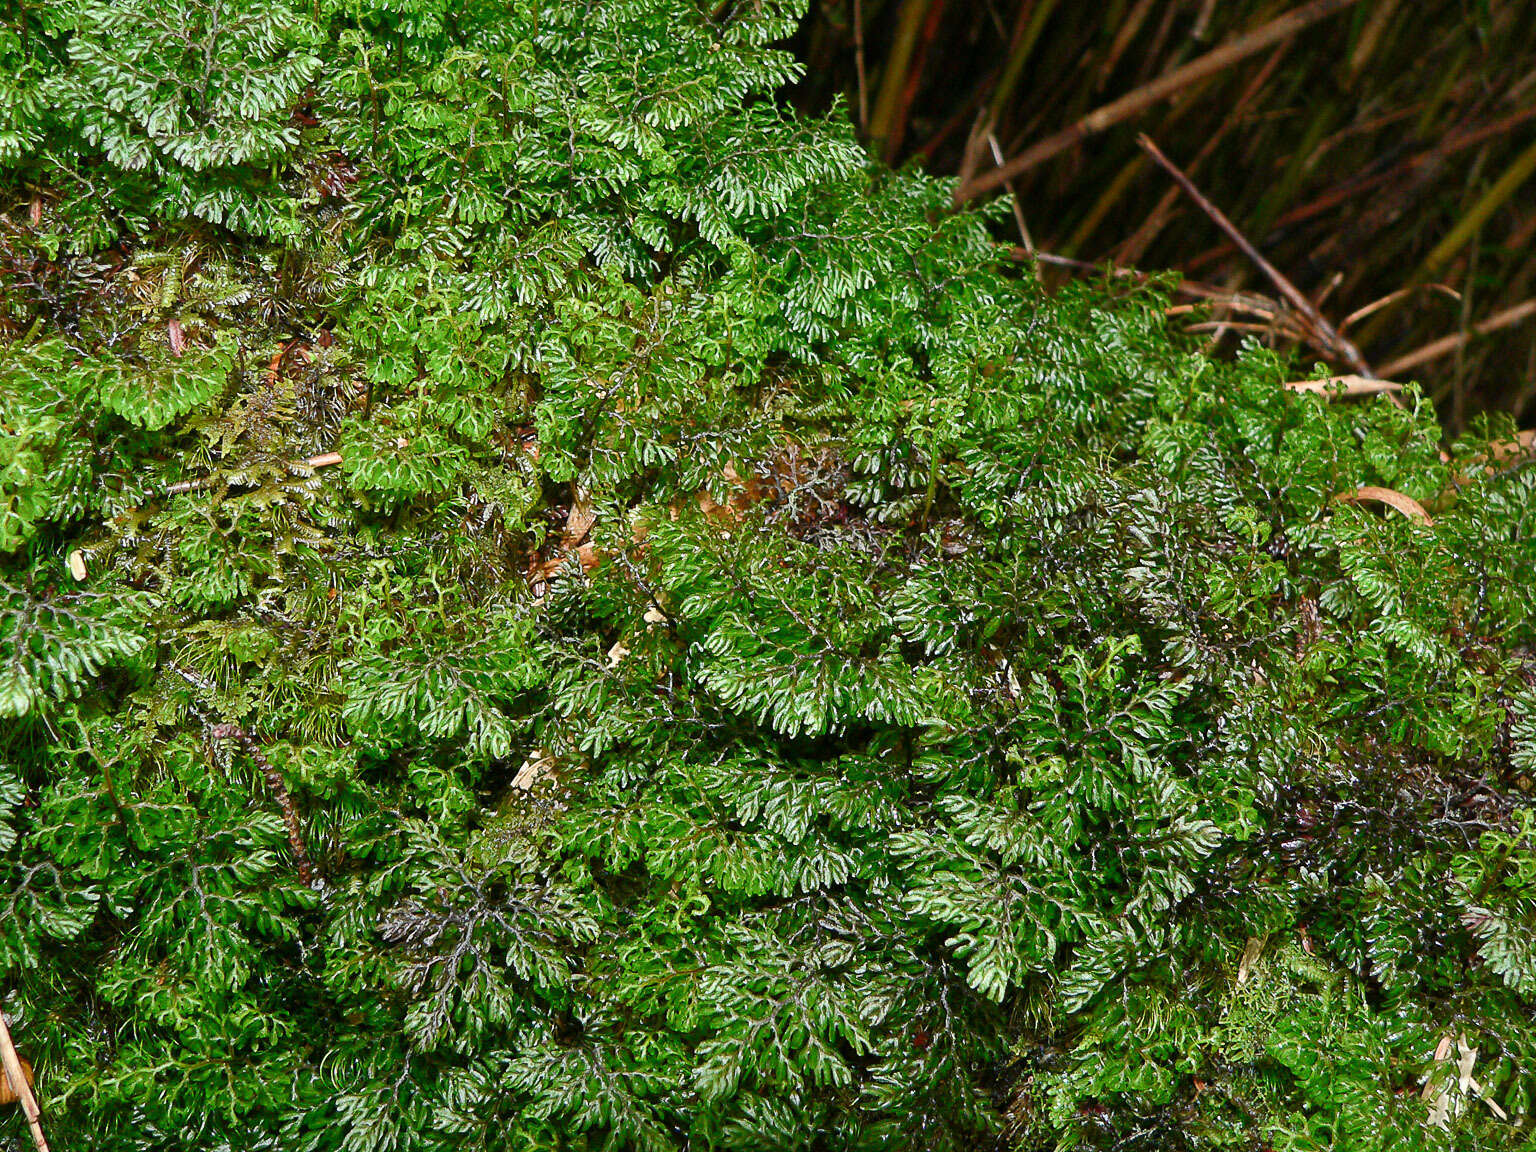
top-left (2, 1), bottom-right (1536, 1148)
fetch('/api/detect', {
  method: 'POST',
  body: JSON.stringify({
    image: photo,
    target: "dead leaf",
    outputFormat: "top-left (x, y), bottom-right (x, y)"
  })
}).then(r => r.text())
top-left (1456, 1035), bottom-right (1477, 1094)
top-left (1487, 429), bottom-right (1536, 464)
top-left (1334, 485), bottom-right (1434, 526)
top-left (564, 486), bottom-right (597, 548)
top-left (511, 749), bottom-right (556, 791)
top-left (1429, 1085), bottom-right (1451, 1128)
top-left (1237, 934), bottom-right (1267, 986)
top-left (1284, 375), bottom-right (1403, 397)
top-left (1472, 1080), bottom-right (1509, 1121)
top-left (532, 542), bottom-right (602, 584)
top-left (0, 1056), bottom-right (32, 1105)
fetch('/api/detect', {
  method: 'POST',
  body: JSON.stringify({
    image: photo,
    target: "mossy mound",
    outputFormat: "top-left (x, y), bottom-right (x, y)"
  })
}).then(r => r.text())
top-left (3, 1), bottom-right (1535, 1147)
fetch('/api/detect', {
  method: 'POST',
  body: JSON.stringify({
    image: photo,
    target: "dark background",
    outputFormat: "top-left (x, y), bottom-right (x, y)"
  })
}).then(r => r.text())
top-left (785, 0), bottom-right (1536, 433)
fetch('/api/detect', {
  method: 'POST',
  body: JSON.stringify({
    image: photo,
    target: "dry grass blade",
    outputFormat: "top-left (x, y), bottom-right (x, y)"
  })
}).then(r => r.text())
top-left (1341, 283), bottom-right (1461, 331)
top-left (1137, 133), bottom-right (1373, 377)
top-left (1335, 485), bottom-right (1433, 525)
top-left (1182, 105), bottom-right (1536, 277)
top-left (1117, 38), bottom-right (1292, 266)
top-left (0, 1008), bottom-right (49, 1152)
top-left (1377, 298), bottom-right (1536, 378)
top-left (1284, 375), bottom-right (1403, 397)
top-left (868, 0), bottom-right (937, 163)
top-left (1414, 135), bottom-right (1536, 282)
top-left (953, 0), bottom-right (1366, 204)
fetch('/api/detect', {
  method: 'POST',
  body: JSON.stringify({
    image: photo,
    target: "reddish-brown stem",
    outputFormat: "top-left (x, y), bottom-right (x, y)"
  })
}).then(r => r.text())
top-left (210, 722), bottom-right (315, 884)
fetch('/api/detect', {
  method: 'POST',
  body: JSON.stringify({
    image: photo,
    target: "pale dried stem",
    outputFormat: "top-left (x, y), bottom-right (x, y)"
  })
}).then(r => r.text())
top-left (0, 1008), bottom-right (49, 1152)
top-left (1377, 299), bottom-right (1536, 378)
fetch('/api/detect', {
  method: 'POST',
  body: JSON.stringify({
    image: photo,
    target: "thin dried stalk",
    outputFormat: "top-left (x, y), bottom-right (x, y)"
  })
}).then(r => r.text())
top-left (1341, 284), bottom-right (1461, 331)
top-left (1097, 0), bottom-right (1158, 89)
top-left (988, 0), bottom-right (1058, 129)
top-left (869, 0), bottom-right (937, 162)
top-left (1117, 38), bottom-right (1291, 266)
top-left (1183, 105), bottom-right (1536, 275)
top-left (164, 451), bottom-right (344, 496)
top-left (1284, 375), bottom-right (1403, 397)
top-left (1415, 135), bottom-right (1536, 281)
top-left (1377, 298), bottom-right (1536, 378)
top-left (989, 134), bottom-right (1034, 251)
top-left (1022, 248), bottom-right (1283, 314)
top-left (884, 0), bottom-right (950, 161)
top-left (853, 0), bottom-right (869, 130)
top-left (0, 1008), bottom-right (49, 1152)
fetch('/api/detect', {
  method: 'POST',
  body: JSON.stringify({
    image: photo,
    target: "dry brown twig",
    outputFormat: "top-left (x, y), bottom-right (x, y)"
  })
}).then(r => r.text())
top-left (1136, 133), bottom-right (1374, 378)
top-left (1117, 36), bottom-right (1292, 266)
top-left (209, 722), bottom-right (316, 885)
top-left (171, 662), bottom-right (316, 885)
top-left (988, 133), bottom-right (1033, 252)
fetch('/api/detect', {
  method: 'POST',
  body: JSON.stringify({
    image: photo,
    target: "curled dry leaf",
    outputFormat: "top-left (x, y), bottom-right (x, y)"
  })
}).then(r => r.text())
top-left (1334, 485), bottom-right (1434, 526)
top-left (511, 749), bottom-right (556, 791)
top-left (1236, 934), bottom-right (1267, 986)
top-left (531, 543), bottom-right (602, 585)
top-left (1456, 1036), bottom-right (1477, 1095)
top-left (564, 487), bottom-right (597, 548)
top-left (1486, 429), bottom-right (1536, 465)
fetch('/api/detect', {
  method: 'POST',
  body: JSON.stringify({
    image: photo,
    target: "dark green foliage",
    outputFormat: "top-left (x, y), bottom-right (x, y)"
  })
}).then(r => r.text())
top-left (2, 2), bottom-right (1536, 1149)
